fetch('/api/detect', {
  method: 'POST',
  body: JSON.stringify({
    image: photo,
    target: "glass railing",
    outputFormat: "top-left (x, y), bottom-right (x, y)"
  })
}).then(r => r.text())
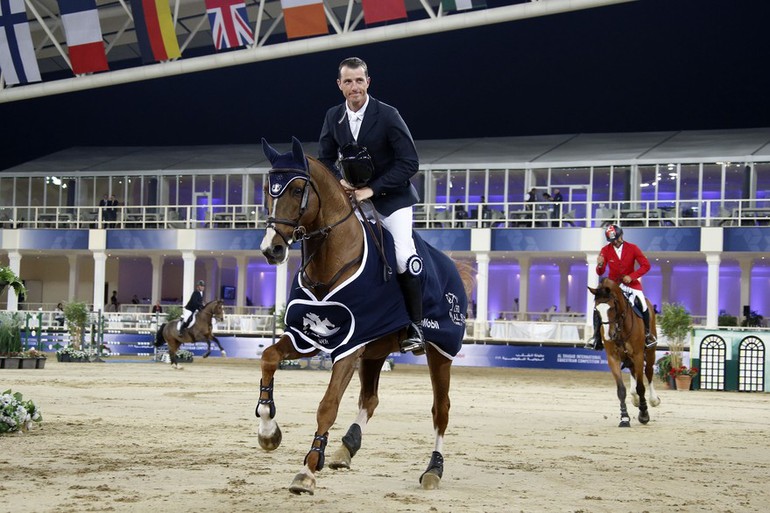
top-left (0, 199), bottom-right (767, 230)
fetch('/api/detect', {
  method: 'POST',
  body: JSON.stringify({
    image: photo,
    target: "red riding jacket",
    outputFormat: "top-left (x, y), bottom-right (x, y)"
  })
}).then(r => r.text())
top-left (596, 241), bottom-right (651, 291)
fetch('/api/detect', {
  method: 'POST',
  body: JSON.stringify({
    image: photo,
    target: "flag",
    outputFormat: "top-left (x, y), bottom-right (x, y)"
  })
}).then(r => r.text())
top-left (0, 0), bottom-right (41, 85)
top-left (280, 0), bottom-right (327, 39)
top-left (129, 0), bottom-right (181, 63)
top-left (361, 0), bottom-right (405, 24)
top-left (58, 0), bottom-right (108, 74)
top-left (205, 0), bottom-right (253, 51)
top-left (442, 0), bottom-right (486, 11)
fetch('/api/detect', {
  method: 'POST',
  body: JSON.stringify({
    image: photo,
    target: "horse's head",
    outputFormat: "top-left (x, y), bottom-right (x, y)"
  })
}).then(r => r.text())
top-left (207, 299), bottom-right (225, 323)
top-left (260, 137), bottom-right (320, 265)
top-left (588, 278), bottom-right (626, 343)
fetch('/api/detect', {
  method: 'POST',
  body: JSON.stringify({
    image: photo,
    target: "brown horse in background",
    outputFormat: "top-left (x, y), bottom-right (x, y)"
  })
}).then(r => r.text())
top-left (588, 278), bottom-right (661, 427)
top-left (155, 299), bottom-right (225, 368)
top-left (256, 138), bottom-right (474, 495)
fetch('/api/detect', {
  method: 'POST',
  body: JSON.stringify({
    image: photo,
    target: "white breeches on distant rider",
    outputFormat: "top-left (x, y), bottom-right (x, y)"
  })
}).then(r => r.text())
top-left (619, 283), bottom-right (648, 312)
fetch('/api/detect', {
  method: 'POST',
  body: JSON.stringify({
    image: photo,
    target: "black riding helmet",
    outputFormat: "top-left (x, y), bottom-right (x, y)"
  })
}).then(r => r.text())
top-left (338, 143), bottom-right (374, 188)
top-left (605, 224), bottom-right (623, 242)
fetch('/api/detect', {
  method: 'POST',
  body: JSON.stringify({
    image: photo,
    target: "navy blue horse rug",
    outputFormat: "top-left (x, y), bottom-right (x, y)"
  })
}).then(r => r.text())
top-left (283, 220), bottom-right (467, 362)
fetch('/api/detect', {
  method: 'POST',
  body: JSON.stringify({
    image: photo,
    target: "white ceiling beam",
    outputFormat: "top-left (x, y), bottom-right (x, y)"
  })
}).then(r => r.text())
top-left (0, 0), bottom-right (637, 103)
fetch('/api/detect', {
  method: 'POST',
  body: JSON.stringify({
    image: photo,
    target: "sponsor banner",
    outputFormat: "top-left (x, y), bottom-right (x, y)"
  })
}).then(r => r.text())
top-left (416, 228), bottom-right (471, 251)
top-left (391, 344), bottom-right (610, 371)
top-left (723, 227), bottom-right (770, 252)
top-left (19, 229), bottom-right (89, 249)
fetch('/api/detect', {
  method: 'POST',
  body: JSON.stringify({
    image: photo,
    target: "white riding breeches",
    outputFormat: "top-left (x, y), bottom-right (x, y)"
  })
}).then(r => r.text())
top-left (619, 283), bottom-right (648, 312)
top-left (365, 205), bottom-right (417, 274)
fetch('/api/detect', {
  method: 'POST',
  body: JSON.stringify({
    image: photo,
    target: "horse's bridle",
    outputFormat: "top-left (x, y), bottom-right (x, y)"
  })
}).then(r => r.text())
top-left (596, 293), bottom-right (628, 344)
top-left (265, 172), bottom-right (360, 294)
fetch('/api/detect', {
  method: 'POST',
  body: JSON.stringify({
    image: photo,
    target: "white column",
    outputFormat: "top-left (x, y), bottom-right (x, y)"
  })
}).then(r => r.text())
top-left (706, 253), bottom-right (721, 329)
top-left (67, 255), bottom-right (79, 302)
top-left (585, 251), bottom-right (599, 333)
top-left (92, 252), bottom-right (107, 312)
top-left (475, 252), bottom-right (490, 337)
top-left (182, 252), bottom-right (196, 306)
top-left (739, 258), bottom-right (753, 319)
top-left (6, 251), bottom-right (21, 311)
top-left (518, 256), bottom-right (530, 321)
top-left (558, 262), bottom-right (570, 313)
top-left (236, 255), bottom-right (248, 313)
top-left (660, 261), bottom-right (672, 306)
top-left (151, 255), bottom-right (163, 304)
top-left (274, 260), bottom-right (289, 313)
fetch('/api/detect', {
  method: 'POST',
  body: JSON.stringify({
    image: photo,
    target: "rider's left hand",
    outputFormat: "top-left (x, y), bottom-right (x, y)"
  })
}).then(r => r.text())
top-left (622, 275), bottom-right (632, 284)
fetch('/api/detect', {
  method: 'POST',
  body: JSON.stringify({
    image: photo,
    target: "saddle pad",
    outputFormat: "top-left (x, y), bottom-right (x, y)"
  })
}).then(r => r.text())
top-left (283, 220), bottom-right (466, 363)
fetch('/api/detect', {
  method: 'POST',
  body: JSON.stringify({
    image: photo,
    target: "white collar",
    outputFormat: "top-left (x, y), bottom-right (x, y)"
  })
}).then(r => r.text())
top-left (346, 96), bottom-right (369, 121)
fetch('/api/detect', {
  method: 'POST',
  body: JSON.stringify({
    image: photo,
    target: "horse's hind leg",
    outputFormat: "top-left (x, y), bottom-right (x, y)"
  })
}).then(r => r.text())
top-left (635, 361), bottom-right (650, 425)
top-left (420, 348), bottom-right (453, 489)
top-left (290, 353), bottom-right (359, 495)
top-left (645, 346), bottom-right (661, 407)
top-left (328, 356), bottom-right (386, 470)
top-left (256, 336), bottom-right (304, 451)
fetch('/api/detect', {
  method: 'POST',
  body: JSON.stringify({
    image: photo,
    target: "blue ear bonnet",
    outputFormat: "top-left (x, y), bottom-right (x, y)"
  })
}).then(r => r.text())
top-left (263, 137), bottom-right (308, 198)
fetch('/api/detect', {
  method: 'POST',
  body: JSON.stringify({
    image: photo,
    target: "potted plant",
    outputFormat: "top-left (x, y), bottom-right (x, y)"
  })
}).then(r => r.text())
top-left (718, 310), bottom-right (738, 327)
top-left (175, 349), bottom-right (194, 363)
top-left (63, 302), bottom-right (90, 350)
top-left (0, 312), bottom-right (24, 369)
top-left (0, 266), bottom-right (27, 299)
top-left (658, 303), bottom-right (693, 375)
top-left (669, 364), bottom-right (699, 391)
top-left (165, 305), bottom-right (183, 322)
top-left (0, 389), bottom-right (42, 434)
top-left (655, 352), bottom-right (674, 384)
top-left (55, 345), bottom-right (90, 363)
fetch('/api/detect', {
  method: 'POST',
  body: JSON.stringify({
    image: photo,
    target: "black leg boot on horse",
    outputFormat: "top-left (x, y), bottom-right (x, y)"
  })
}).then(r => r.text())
top-left (584, 309), bottom-right (604, 351)
top-left (642, 309), bottom-right (656, 348)
top-left (397, 272), bottom-right (425, 355)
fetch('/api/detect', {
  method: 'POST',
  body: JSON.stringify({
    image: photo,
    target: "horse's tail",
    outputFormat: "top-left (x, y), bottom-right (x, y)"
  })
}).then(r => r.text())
top-left (155, 324), bottom-right (167, 347)
top-left (453, 259), bottom-right (476, 300)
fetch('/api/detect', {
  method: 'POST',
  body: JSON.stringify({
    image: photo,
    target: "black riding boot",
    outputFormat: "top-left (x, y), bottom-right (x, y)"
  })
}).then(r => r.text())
top-left (397, 272), bottom-right (425, 355)
top-left (179, 316), bottom-right (191, 336)
top-left (642, 309), bottom-right (656, 347)
top-left (584, 310), bottom-right (604, 351)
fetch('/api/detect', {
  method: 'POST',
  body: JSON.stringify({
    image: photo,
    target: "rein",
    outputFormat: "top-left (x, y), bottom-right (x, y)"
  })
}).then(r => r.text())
top-left (267, 173), bottom-right (364, 296)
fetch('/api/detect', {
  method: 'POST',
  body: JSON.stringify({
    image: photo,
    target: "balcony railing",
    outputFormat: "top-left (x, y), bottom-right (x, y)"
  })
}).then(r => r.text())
top-left (0, 198), bottom-right (768, 230)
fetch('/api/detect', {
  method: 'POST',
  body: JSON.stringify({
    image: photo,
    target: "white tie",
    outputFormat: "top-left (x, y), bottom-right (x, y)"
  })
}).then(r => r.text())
top-left (350, 115), bottom-right (362, 141)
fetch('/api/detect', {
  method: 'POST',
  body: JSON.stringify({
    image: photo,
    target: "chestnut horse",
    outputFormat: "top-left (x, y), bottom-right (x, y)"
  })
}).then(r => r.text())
top-left (256, 138), bottom-right (473, 495)
top-left (588, 278), bottom-right (661, 427)
top-left (154, 299), bottom-right (225, 368)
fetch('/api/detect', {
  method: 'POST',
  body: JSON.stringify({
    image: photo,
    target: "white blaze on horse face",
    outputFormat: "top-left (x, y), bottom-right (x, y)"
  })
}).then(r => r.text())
top-left (259, 197), bottom-right (292, 263)
top-left (596, 303), bottom-right (611, 340)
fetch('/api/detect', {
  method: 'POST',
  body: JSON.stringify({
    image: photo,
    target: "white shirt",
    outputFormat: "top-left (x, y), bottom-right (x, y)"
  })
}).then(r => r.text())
top-left (346, 96), bottom-right (369, 141)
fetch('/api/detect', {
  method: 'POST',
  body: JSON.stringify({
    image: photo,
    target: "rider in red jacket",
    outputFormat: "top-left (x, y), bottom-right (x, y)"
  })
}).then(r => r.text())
top-left (586, 224), bottom-right (657, 350)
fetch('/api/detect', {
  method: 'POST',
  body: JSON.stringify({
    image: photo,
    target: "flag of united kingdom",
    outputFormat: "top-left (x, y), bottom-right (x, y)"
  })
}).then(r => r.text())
top-left (205, 0), bottom-right (254, 50)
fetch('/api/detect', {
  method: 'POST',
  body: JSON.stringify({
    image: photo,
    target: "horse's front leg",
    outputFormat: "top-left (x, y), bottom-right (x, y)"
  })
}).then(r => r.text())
top-left (212, 335), bottom-right (226, 357)
top-left (608, 355), bottom-right (630, 427)
top-left (256, 335), bottom-right (303, 451)
top-left (290, 354), bottom-right (358, 495)
top-left (420, 347), bottom-right (452, 489)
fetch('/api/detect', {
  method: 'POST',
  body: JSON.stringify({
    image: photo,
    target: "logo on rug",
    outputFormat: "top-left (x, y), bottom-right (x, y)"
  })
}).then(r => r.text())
top-left (302, 312), bottom-right (341, 343)
top-left (445, 292), bottom-right (466, 326)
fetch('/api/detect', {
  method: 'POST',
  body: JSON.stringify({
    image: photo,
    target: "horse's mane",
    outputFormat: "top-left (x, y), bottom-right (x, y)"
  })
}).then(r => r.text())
top-left (595, 277), bottom-right (618, 301)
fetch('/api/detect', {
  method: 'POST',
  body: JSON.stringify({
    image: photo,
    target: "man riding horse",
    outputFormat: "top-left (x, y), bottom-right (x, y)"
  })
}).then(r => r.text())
top-left (587, 224), bottom-right (657, 350)
top-left (318, 56), bottom-right (425, 355)
top-left (179, 279), bottom-right (205, 336)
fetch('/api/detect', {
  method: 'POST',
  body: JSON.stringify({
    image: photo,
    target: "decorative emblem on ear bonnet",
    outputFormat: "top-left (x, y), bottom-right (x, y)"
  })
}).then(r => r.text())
top-left (263, 137), bottom-right (309, 198)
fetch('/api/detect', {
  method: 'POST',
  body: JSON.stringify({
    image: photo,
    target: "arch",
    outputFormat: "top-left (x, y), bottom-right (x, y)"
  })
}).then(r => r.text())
top-left (738, 336), bottom-right (765, 392)
top-left (699, 334), bottom-right (727, 391)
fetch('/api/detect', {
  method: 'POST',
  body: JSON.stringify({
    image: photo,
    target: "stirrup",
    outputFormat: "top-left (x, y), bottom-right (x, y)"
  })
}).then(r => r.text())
top-left (645, 333), bottom-right (657, 348)
top-left (400, 323), bottom-right (425, 355)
